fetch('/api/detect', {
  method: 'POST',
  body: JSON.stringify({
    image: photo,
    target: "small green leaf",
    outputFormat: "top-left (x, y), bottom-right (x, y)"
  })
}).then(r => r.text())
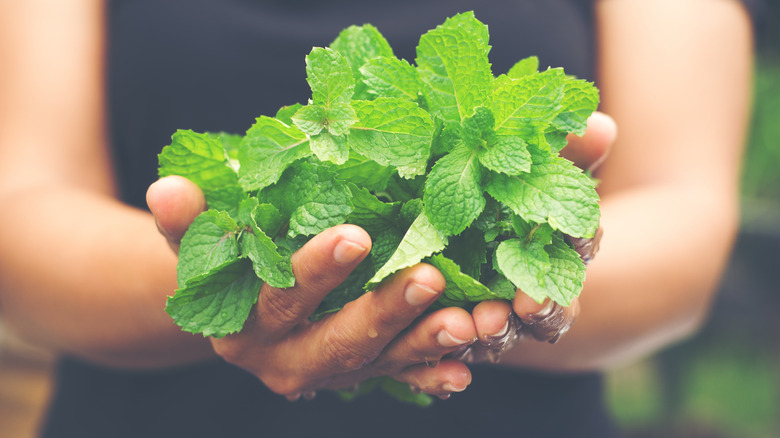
top-left (330, 24), bottom-right (394, 100)
top-left (427, 254), bottom-right (502, 308)
top-left (507, 55), bottom-right (539, 78)
top-left (177, 210), bottom-right (241, 287)
top-left (424, 145), bottom-right (485, 235)
top-left (491, 69), bottom-right (565, 140)
top-left (360, 56), bottom-right (421, 101)
top-left (495, 234), bottom-right (585, 306)
top-left (366, 213), bottom-right (447, 290)
top-left (309, 131), bottom-right (349, 165)
top-left (484, 155), bottom-right (599, 238)
top-left (275, 103), bottom-right (304, 126)
top-left (261, 162), bottom-right (353, 237)
top-left (166, 258), bottom-right (261, 338)
top-left (416, 11), bottom-right (492, 124)
top-left (349, 98), bottom-right (433, 178)
top-left (238, 116), bottom-right (311, 192)
top-left (551, 77), bottom-right (600, 136)
top-left (291, 104), bottom-right (327, 136)
top-left (346, 185), bottom-right (401, 234)
top-left (305, 47), bottom-right (355, 105)
top-left (158, 130), bottom-right (240, 209)
top-left (239, 222), bottom-right (294, 289)
top-left (325, 152), bottom-right (393, 192)
top-left (478, 134), bottom-right (532, 175)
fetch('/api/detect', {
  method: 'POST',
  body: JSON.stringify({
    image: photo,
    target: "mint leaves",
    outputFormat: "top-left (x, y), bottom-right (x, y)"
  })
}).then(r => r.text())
top-left (158, 12), bottom-right (600, 343)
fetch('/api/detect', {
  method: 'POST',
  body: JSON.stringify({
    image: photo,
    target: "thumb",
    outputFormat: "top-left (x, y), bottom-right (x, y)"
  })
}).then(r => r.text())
top-left (561, 111), bottom-right (617, 172)
top-left (146, 175), bottom-right (206, 253)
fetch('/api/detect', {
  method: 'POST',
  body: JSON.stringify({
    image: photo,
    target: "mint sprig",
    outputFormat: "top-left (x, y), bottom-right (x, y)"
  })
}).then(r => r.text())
top-left (158, 11), bottom-right (600, 354)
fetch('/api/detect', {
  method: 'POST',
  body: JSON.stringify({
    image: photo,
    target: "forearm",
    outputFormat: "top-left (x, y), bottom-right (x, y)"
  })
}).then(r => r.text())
top-left (498, 181), bottom-right (738, 371)
top-left (0, 184), bottom-right (215, 368)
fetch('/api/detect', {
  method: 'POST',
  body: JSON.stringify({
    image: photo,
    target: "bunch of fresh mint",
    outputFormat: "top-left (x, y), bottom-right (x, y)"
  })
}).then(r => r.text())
top-left (157, 12), bottom-right (600, 341)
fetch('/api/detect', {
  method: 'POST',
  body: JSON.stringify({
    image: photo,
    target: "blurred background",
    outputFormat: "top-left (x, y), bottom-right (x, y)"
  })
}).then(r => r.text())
top-left (606, 1), bottom-right (780, 437)
top-left (1, 2), bottom-right (778, 437)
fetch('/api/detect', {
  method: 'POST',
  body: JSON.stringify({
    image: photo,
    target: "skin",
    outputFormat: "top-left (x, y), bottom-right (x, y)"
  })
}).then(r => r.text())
top-left (0, 0), bottom-right (752, 401)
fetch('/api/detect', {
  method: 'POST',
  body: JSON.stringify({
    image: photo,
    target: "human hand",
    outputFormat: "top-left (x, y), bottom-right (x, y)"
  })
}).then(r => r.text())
top-left (459, 111), bottom-right (617, 363)
top-left (147, 177), bottom-right (478, 399)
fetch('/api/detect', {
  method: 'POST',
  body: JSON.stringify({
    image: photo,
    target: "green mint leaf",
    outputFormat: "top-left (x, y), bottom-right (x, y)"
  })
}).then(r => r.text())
top-left (261, 162), bottom-right (353, 237)
top-left (208, 132), bottom-right (242, 167)
top-left (423, 144), bottom-right (485, 235)
top-left (461, 106), bottom-right (494, 141)
top-left (442, 227), bottom-right (487, 279)
top-left (275, 103), bottom-right (304, 126)
top-left (325, 152), bottom-right (393, 192)
top-left (478, 134), bottom-right (532, 175)
top-left (460, 106), bottom-right (532, 176)
top-left (238, 116), bottom-right (311, 192)
top-left (253, 203), bottom-right (285, 238)
top-left (329, 24), bottom-right (394, 101)
top-left (472, 198), bottom-right (514, 242)
top-left (486, 273), bottom-right (518, 301)
top-left (158, 130), bottom-right (240, 209)
top-left (484, 154), bottom-right (599, 238)
top-left (309, 131), bottom-right (349, 165)
top-left (346, 185), bottom-right (401, 234)
top-left (166, 258), bottom-right (261, 338)
top-left (349, 98), bottom-right (434, 178)
top-left (507, 55), bottom-right (539, 78)
top-left (427, 254), bottom-right (501, 308)
top-left (177, 210), bottom-right (241, 287)
top-left (495, 233), bottom-right (585, 306)
top-left (305, 47), bottom-right (355, 106)
top-left (366, 212), bottom-right (448, 290)
top-left (360, 56), bottom-right (421, 101)
top-left (292, 103), bottom-right (357, 138)
top-left (491, 69), bottom-right (565, 141)
top-left (205, 185), bottom-right (247, 218)
top-left (551, 77), bottom-right (600, 136)
top-left (325, 102), bottom-right (359, 136)
top-left (370, 229), bottom-right (403, 272)
top-left (545, 129), bottom-right (569, 154)
top-left (291, 104), bottom-right (327, 136)
top-left (416, 11), bottom-right (492, 124)
top-left (239, 220), bottom-right (295, 289)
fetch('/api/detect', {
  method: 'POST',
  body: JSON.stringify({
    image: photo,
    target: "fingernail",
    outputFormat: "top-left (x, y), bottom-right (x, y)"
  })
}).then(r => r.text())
top-left (404, 282), bottom-right (439, 306)
top-left (437, 330), bottom-right (472, 348)
top-left (442, 382), bottom-right (467, 393)
top-left (529, 299), bottom-right (555, 320)
top-left (488, 319), bottom-right (510, 339)
top-left (333, 239), bottom-right (367, 265)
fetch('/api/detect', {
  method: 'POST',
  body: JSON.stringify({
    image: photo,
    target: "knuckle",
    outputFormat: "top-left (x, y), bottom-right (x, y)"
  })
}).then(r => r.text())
top-left (260, 291), bottom-right (302, 327)
top-left (321, 326), bottom-right (375, 371)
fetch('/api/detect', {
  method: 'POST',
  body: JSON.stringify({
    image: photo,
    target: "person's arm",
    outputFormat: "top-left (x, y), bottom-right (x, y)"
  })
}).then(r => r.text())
top-left (0, 1), bottom-right (477, 397)
top-left (473, 0), bottom-right (753, 371)
top-left (0, 0), bottom-right (215, 368)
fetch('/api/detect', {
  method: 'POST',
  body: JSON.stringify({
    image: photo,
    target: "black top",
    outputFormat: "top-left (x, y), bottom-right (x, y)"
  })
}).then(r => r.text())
top-left (42, 1), bottom-right (619, 437)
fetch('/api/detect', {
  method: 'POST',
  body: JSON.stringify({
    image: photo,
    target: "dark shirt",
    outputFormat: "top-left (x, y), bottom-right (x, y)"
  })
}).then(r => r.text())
top-left (42, 1), bottom-right (619, 437)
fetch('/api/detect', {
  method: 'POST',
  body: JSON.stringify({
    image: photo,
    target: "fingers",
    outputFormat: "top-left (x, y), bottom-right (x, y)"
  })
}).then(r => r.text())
top-left (561, 111), bottom-right (617, 172)
top-left (371, 306), bottom-right (477, 373)
top-left (472, 300), bottom-right (513, 343)
top-left (513, 292), bottom-right (580, 343)
top-left (146, 175), bottom-right (206, 253)
top-left (393, 360), bottom-right (472, 398)
top-left (252, 224), bottom-right (372, 336)
top-left (312, 263), bottom-right (450, 374)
